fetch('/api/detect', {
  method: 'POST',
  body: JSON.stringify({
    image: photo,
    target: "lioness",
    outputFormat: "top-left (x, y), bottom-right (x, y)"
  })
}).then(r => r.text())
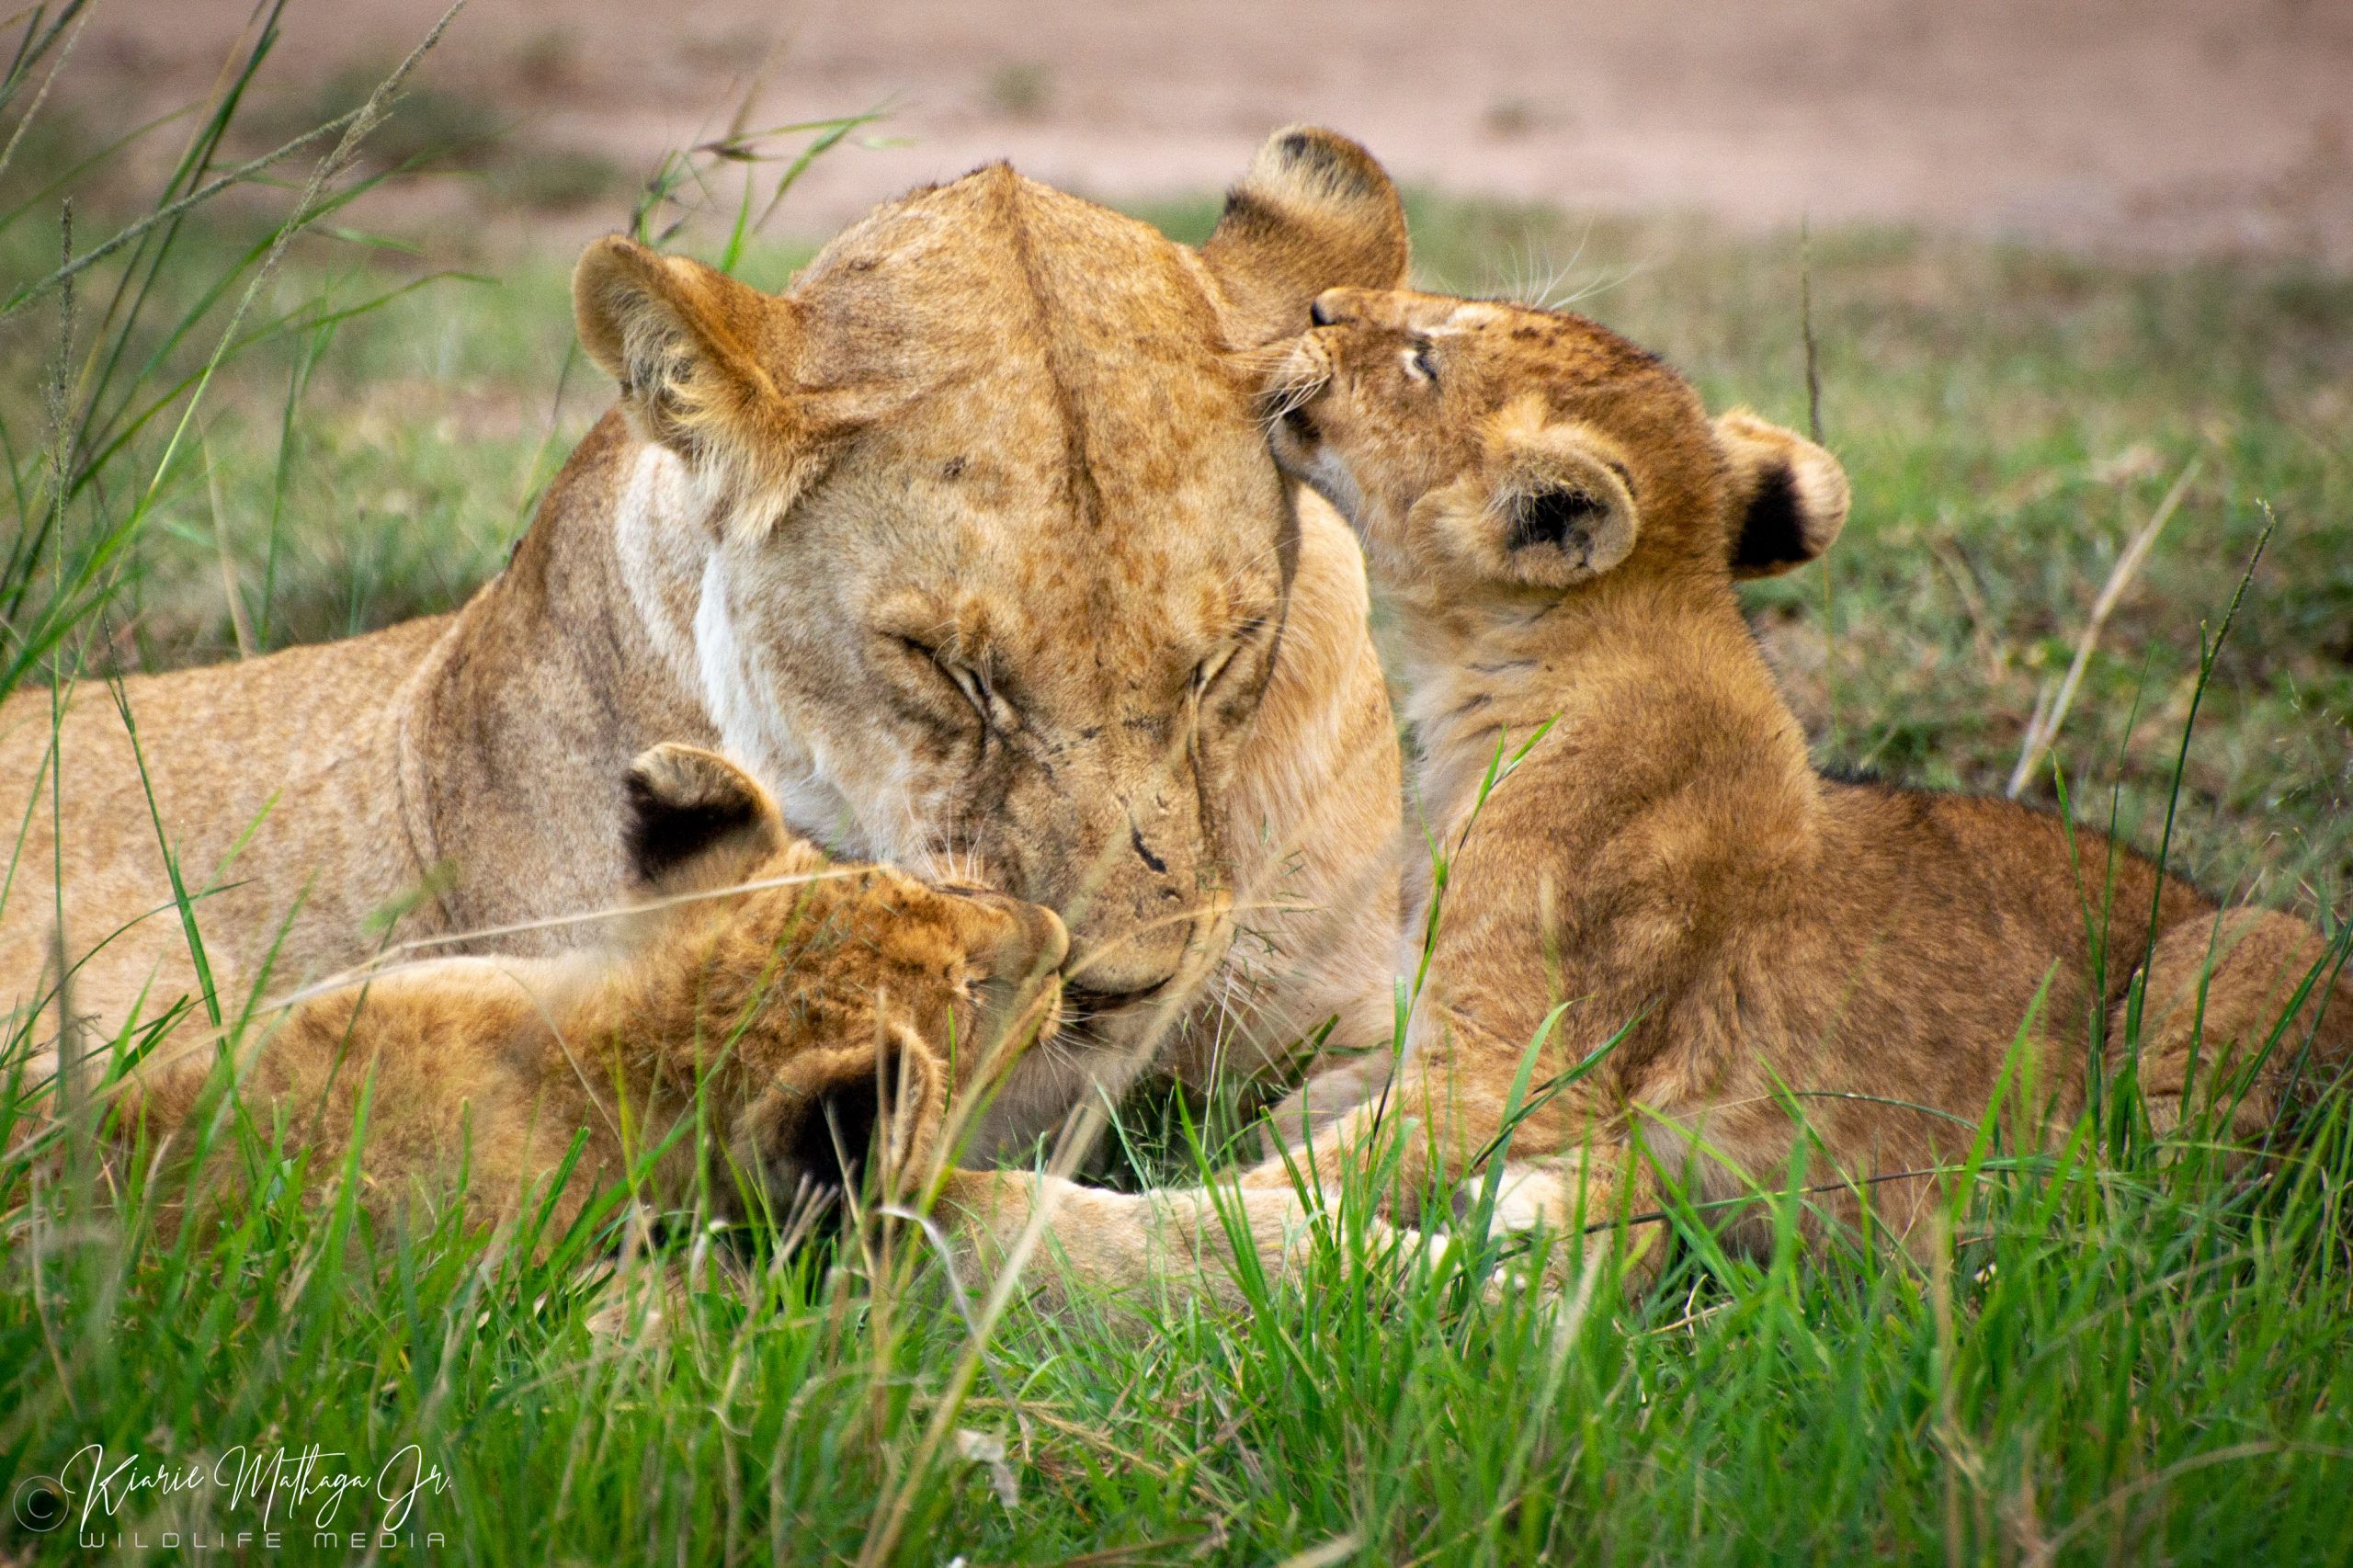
top-left (1, 128), bottom-right (1412, 1154)
top-left (101, 744), bottom-right (1066, 1235)
top-left (949, 288), bottom-right (2353, 1303)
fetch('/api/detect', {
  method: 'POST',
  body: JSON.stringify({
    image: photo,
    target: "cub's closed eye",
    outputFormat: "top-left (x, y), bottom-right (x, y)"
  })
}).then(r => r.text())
top-left (1404, 344), bottom-right (1438, 384)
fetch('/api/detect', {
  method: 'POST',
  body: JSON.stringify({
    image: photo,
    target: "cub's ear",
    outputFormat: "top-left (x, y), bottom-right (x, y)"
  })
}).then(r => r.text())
top-left (1428, 414), bottom-right (1639, 590)
top-left (1715, 410), bottom-right (1850, 578)
top-left (623, 743), bottom-right (787, 892)
top-left (1200, 126), bottom-right (1409, 347)
top-left (573, 237), bottom-right (844, 523)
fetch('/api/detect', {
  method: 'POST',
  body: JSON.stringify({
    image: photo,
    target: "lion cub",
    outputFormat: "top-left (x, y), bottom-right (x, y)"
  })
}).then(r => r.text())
top-left (107, 744), bottom-right (1066, 1236)
top-left (1256, 287), bottom-right (2353, 1283)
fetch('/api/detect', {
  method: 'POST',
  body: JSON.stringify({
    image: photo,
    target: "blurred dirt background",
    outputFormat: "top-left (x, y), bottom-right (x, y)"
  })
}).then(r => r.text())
top-left (75, 0), bottom-right (2353, 260)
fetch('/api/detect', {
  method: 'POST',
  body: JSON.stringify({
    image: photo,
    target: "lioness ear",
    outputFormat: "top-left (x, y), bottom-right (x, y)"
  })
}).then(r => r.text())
top-left (623, 743), bottom-right (787, 892)
top-left (1200, 126), bottom-right (1409, 347)
top-left (574, 237), bottom-right (839, 521)
top-left (1427, 415), bottom-right (1639, 590)
top-left (1715, 410), bottom-right (1849, 578)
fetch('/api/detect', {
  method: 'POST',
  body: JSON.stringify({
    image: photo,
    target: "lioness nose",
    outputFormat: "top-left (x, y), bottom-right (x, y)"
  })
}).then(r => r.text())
top-left (1309, 290), bottom-right (1342, 326)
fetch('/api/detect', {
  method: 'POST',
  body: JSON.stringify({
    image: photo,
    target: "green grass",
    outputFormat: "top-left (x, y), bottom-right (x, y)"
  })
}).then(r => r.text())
top-left (6, 15), bottom-right (2353, 1564)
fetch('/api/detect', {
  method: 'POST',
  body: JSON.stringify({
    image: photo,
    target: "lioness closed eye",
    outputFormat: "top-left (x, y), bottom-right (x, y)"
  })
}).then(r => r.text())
top-left (1233, 285), bottom-right (2353, 1290)
top-left (100, 744), bottom-right (1066, 1239)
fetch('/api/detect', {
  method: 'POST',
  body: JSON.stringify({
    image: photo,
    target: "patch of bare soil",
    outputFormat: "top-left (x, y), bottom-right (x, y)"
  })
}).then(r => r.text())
top-left (72, 0), bottom-right (2353, 262)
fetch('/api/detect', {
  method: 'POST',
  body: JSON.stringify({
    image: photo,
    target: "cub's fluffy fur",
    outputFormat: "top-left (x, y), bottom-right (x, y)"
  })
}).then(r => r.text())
top-left (1253, 285), bottom-right (2353, 1282)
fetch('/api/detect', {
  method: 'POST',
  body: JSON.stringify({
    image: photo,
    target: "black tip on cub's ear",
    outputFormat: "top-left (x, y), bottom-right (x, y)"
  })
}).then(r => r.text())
top-left (623, 743), bottom-right (779, 888)
top-left (1260, 126), bottom-right (1393, 208)
top-left (1200, 125), bottom-right (1408, 347)
top-left (779, 1054), bottom-right (889, 1198)
top-left (625, 777), bottom-right (757, 886)
top-left (1715, 410), bottom-right (1849, 580)
top-left (1728, 463), bottom-right (1809, 575)
top-left (753, 1033), bottom-right (947, 1223)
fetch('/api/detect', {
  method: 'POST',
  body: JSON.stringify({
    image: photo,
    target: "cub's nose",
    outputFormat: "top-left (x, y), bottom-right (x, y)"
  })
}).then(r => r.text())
top-left (941, 888), bottom-right (1070, 1047)
top-left (1309, 291), bottom-right (1342, 326)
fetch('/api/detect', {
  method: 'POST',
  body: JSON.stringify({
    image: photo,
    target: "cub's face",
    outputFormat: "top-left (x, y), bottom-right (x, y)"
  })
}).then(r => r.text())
top-left (1265, 288), bottom-right (1850, 602)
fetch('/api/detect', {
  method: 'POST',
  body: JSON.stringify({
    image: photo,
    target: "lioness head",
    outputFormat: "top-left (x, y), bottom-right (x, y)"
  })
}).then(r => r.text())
top-left (1265, 288), bottom-right (1849, 603)
top-left (572, 129), bottom-right (1407, 1035)
top-left (619, 743), bottom-right (1068, 1208)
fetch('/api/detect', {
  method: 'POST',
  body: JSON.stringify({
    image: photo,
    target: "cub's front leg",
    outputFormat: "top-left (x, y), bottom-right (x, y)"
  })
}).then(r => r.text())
top-left (926, 1000), bottom-right (1622, 1312)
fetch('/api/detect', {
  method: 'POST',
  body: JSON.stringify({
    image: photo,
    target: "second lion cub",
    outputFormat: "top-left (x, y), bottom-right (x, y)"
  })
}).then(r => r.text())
top-left (102, 744), bottom-right (1068, 1240)
top-left (1250, 286), bottom-right (2352, 1287)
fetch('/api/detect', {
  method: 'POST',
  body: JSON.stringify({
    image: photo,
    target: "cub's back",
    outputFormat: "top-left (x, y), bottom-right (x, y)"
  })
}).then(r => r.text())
top-left (1809, 777), bottom-right (2217, 1027)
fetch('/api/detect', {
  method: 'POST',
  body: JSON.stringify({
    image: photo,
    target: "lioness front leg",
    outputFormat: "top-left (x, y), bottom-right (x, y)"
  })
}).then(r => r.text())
top-left (934, 998), bottom-right (1646, 1310)
top-left (1245, 1000), bottom-right (1674, 1298)
top-left (929, 1047), bottom-right (1473, 1313)
top-left (930, 1125), bottom-right (1661, 1313)
top-left (1442, 1149), bottom-right (1668, 1301)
